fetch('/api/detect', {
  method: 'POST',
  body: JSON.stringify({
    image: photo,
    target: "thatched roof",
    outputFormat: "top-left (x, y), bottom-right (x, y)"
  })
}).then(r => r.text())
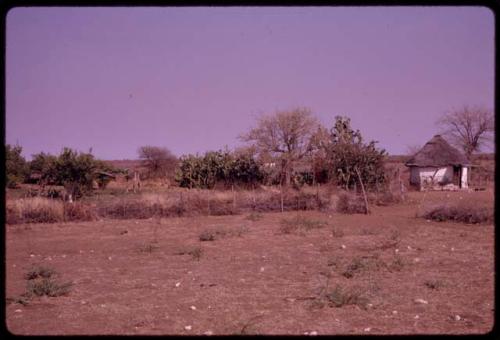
top-left (405, 135), bottom-right (470, 167)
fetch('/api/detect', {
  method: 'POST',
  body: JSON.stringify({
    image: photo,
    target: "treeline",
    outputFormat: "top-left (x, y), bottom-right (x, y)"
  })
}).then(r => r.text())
top-left (5, 146), bottom-right (118, 198)
top-left (6, 108), bottom-right (389, 195)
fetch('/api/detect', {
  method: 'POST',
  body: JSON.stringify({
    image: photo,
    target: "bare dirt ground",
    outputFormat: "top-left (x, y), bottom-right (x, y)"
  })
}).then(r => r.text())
top-left (5, 190), bottom-right (494, 335)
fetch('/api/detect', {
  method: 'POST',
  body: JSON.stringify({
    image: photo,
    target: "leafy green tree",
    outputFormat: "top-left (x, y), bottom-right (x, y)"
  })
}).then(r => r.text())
top-left (5, 144), bottom-right (28, 188)
top-left (29, 152), bottom-right (58, 185)
top-left (315, 116), bottom-right (387, 190)
top-left (175, 150), bottom-right (263, 189)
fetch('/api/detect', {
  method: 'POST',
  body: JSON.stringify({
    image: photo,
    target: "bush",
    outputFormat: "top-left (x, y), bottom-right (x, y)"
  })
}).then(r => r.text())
top-left (23, 266), bottom-right (72, 298)
top-left (24, 266), bottom-right (55, 280)
top-left (6, 197), bottom-right (64, 224)
top-left (279, 215), bottom-right (329, 234)
top-left (368, 190), bottom-right (403, 206)
top-left (64, 202), bottom-right (96, 222)
top-left (6, 144), bottom-right (29, 188)
top-left (326, 285), bottom-right (369, 309)
top-left (422, 202), bottom-right (493, 224)
top-left (336, 192), bottom-right (367, 214)
top-left (6, 198), bottom-right (97, 224)
top-left (26, 278), bottom-right (72, 297)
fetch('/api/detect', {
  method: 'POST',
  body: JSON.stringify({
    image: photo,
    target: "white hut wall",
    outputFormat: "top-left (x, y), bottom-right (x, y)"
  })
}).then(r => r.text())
top-left (418, 166), bottom-right (454, 186)
top-left (460, 166), bottom-right (468, 188)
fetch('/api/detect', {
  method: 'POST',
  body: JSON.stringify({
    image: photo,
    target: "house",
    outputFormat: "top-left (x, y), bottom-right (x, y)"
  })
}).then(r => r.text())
top-left (405, 135), bottom-right (470, 191)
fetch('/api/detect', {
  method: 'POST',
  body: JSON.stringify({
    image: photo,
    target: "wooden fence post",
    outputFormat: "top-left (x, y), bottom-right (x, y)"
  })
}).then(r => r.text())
top-left (355, 167), bottom-right (369, 215)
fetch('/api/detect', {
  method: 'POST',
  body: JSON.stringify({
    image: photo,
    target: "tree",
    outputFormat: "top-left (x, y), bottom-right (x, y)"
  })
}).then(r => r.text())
top-left (175, 149), bottom-right (263, 189)
top-left (240, 107), bottom-right (319, 186)
top-left (322, 116), bottom-right (387, 191)
top-left (29, 152), bottom-right (58, 185)
top-left (138, 146), bottom-right (178, 179)
top-left (5, 144), bottom-right (28, 188)
top-left (437, 106), bottom-right (494, 159)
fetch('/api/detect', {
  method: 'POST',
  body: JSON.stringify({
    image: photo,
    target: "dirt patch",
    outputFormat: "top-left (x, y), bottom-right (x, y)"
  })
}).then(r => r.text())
top-left (5, 190), bottom-right (494, 335)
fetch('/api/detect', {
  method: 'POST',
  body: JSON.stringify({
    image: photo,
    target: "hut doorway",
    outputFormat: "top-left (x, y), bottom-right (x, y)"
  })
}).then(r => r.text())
top-left (453, 166), bottom-right (462, 188)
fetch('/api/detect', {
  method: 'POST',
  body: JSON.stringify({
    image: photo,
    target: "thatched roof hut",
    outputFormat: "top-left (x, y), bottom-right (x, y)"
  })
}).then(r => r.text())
top-left (405, 135), bottom-right (470, 167)
top-left (405, 135), bottom-right (470, 190)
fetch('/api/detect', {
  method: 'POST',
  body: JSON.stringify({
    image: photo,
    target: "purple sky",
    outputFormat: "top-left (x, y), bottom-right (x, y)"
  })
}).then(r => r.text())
top-left (6, 6), bottom-right (494, 160)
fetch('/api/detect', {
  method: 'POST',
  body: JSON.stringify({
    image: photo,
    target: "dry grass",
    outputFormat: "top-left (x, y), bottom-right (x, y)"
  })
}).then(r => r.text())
top-left (7, 185), bottom-right (404, 224)
top-left (279, 215), bottom-right (329, 235)
top-left (6, 197), bottom-right (96, 224)
top-left (421, 201), bottom-right (494, 224)
top-left (336, 192), bottom-right (367, 214)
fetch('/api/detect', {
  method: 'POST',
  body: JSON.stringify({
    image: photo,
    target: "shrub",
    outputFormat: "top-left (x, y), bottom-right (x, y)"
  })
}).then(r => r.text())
top-left (189, 246), bottom-right (203, 261)
top-left (368, 190), bottom-right (403, 206)
top-left (24, 266), bottom-right (55, 280)
top-left (6, 144), bottom-right (29, 188)
top-left (326, 285), bottom-right (369, 309)
top-left (6, 198), bottom-right (97, 224)
top-left (138, 242), bottom-right (159, 253)
top-left (6, 197), bottom-right (64, 224)
top-left (26, 278), bottom-right (72, 297)
top-left (279, 215), bottom-right (328, 234)
top-left (341, 256), bottom-right (383, 278)
top-left (63, 202), bottom-right (96, 222)
top-left (23, 266), bottom-right (72, 298)
top-left (245, 212), bottom-right (263, 221)
top-left (336, 192), bottom-right (367, 214)
top-left (199, 230), bottom-right (217, 241)
top-left (422, 202), bottom-right (493, 224)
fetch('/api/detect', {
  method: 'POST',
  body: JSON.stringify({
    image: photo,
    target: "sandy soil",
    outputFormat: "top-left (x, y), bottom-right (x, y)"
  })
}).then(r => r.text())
top-left (5, 190), bottom-right (494, 335)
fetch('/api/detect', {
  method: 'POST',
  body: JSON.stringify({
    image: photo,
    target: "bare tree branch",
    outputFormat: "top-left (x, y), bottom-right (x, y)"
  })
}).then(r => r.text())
top-left (436, 106), bottom-right (494, 159)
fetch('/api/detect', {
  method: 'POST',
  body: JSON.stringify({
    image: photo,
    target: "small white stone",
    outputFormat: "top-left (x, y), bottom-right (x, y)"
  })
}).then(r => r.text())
top-left (395, 249), bottom-right (399, 253)
top-left (304, 332), bottom-right (309, 335)
top-left (364, 327), bottom-right (371, 332)
top-left (175, 282), bottom-right (181, 287)
top-left (30, 254), bottom-right (35, 258)
top-left (190, 305), bottom-right (197, 310)
top-left (414, 258), bottom-right (420, 263)
top-left (455, 315), bottom-right (461, 321)
top-left (184, 325), bottom-right (192, 331)
top-left (260, 267), bottom-right (265, 272)
top-left (367, 303), bottom-right (373, 308)
top-left (81, 300), bottom-right (87, 305)
top-left (108, 256), bottom-right (112, 260)
top-left (14, 309), bottom-right (22, 313)
top-left (407, 246), bottom-right (412, 250)
top-left (204, 331), bottom-right (213, 336)
top-left (414, 315), bottom-right (420, 319)
top-left (392, 310), bottom-right (398, 315)
top-left (341, 244), bottom-right (346, 249)
top-left (414, 298), bottom-right (428, 304)
top-left (451, 247), bottom-right (455, 251)
top-left (309, 331), bottom-right (318, 336)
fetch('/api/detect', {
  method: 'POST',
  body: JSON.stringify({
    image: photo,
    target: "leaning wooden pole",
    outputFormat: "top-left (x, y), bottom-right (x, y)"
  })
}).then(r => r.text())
top-left (355, 167), bottom-right (369, 215)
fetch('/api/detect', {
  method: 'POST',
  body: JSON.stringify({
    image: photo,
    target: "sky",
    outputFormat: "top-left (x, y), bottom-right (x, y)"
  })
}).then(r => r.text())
top-left (6, 6), bottom-right (495, 160)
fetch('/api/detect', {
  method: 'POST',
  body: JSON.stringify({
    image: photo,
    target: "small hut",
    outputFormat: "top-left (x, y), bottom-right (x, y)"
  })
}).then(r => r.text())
top-left (405, 135), bottom-right (470, 191)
